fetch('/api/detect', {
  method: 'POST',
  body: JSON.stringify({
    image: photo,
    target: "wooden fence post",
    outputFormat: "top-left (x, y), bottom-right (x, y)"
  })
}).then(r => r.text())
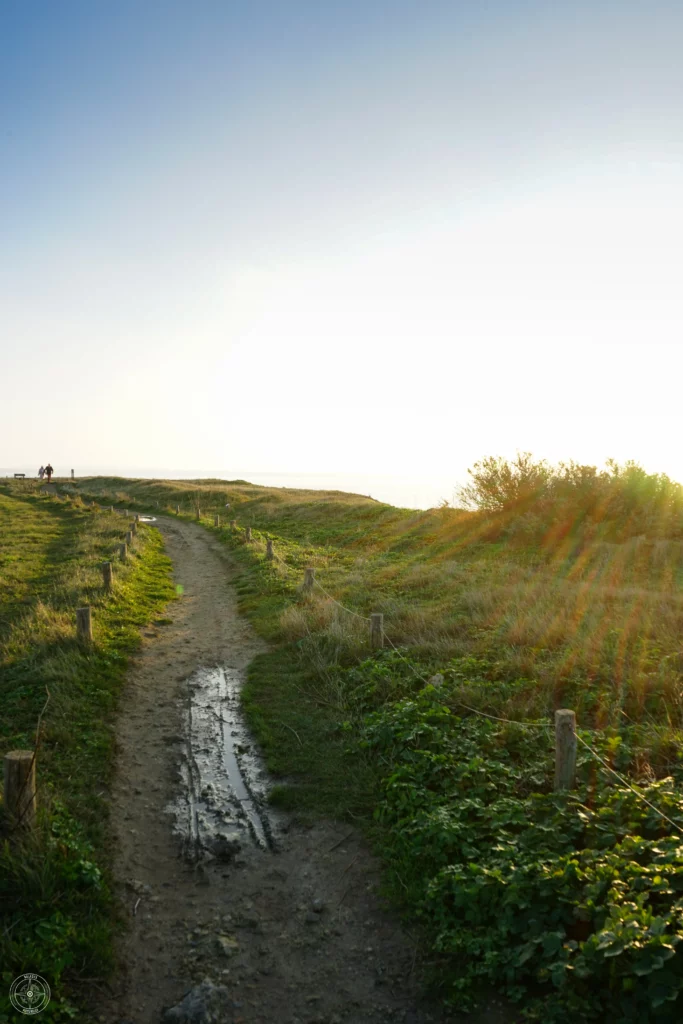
top-left (176, 505), bottom-right (180, 515)
top-left (135, 514), bottom-right (140, 523)
top-left (266, 539), bottom-right (274, 560)
top-left (554, 710), bottom-right (577, 791)
top-left (245, 526), bottom-right (252, 542)
top-left (303, 567), bottom-right (315, 594)
top-left (370, 613), bottom-right (384, 649)
top-left (119, 542), bottom-right (127, 562)
top-left (71, 469), bottom-right (74, 480)
top-left (130, 522), bottom-right (137, 536)
top-left (4, 751), bottom-right (37, 829)
top-left (230, 520), bottom-right (237, 530)
top-left (102, 562), bottom-right (113, 590)
top-left (196, 508), bottom-right (201, 520)
top-left (109, 506), bottom-right (114, 513)
top-left (214, 515), bottom-right (220, 527)
top-left (126, 530), bottom-right (133, 546)
top-left (76, 606), bottom-right (93, 642)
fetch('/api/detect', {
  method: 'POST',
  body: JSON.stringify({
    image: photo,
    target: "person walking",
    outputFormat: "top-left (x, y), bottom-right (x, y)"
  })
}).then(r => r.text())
top-left (38, 466), bottom-right (45, 479)
top-left (45, 463), bottom-right (53, 484)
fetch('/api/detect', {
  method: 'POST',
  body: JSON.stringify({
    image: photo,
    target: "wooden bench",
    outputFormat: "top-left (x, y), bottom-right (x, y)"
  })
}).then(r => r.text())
top-left (13, 473), bottom-right (25, 479)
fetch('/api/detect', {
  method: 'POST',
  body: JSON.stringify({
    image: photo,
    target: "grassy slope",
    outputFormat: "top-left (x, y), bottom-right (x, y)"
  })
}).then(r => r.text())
top-left (70, 475), bottom-right (683, 1021)
top-left (0, 482), bottom-right (175, 1023)
top-left (76, 475), bottom-right (683, 744)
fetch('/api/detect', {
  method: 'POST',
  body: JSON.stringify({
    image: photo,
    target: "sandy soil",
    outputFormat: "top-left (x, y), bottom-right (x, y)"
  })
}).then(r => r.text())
top-left (97, 518), bottom-right (507, 1024)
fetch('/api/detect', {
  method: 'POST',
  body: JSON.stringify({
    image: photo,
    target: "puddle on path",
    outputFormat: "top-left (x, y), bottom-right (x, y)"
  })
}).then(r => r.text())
top-left (170, 666), bottom-right (276, 860)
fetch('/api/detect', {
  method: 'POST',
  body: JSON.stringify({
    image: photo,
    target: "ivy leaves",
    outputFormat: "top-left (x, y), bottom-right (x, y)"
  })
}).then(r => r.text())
top-left (358, 691), bottom-right (683, 1021)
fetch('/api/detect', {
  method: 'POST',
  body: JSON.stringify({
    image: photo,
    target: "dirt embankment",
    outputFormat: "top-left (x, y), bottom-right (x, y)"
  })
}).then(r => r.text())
top-left (98, 518), bottom-right (504, 1024)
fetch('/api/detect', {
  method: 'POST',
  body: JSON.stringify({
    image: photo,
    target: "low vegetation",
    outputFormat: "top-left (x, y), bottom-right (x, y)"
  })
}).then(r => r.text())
top-left (73, 463), bottom-right (683, 1022)
top-left (0, 482), bottom-right (174, 1022)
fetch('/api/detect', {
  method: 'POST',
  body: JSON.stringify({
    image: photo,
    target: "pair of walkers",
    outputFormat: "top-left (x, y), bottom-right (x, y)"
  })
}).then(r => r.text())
top-left (38, 464), bottom-right (53, 483)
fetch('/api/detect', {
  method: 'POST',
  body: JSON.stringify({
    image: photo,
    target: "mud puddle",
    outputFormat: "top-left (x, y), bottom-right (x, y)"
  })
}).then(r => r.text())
top-left (171, 665), bottom-right (276, 860)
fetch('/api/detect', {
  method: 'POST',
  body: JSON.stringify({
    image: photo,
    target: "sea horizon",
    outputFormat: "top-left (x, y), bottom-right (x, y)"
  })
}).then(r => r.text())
top-left (1, 467), bottom-right (459, 511)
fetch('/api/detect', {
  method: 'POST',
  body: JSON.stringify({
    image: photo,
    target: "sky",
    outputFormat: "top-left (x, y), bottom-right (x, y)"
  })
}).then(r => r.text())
top-left (2, 0), bottom-right (683, 508)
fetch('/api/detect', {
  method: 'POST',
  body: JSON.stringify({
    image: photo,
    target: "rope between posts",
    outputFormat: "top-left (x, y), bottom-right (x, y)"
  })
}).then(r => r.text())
top-left (272, 554), bottom-right (552, 731)
top-left (311, 577), bottom-right (370, 622)
top-left (270, 549), bottom-right (302, 579)
top-left (382, 632), bottom-right (550, 729)
top-left (575, 733), bottom-right (683, 838)
top-left (268, 557), bottom-right (547, 732)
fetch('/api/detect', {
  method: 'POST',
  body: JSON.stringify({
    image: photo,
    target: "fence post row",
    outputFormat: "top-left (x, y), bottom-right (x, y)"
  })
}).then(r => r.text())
top-left (554, 710), bottom-right (577, 791)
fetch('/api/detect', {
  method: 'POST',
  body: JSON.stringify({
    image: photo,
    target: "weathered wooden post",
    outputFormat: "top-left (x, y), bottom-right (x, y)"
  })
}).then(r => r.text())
top-left (109, 505), bottom-right (114, 513)
top-left (71, 469), bottom-right (74, 480)
top-left (76, 606), bottom-right (93, 642)
top-left (102, 562), bottom-right (113, 590)
top-left (230, 520), bottom-right (237, 530)
top-left (135, 514), bottom-right (140, 523)
top-left (176, 505), bottom-right (180, 515)
top-left (302, 567), bottom-right (315, 595)
top-left (245, 526), bottom-right (252, 542)
top-left (119, 542), bottom-right (127, 562)
top-left (4, 751), bottom-right (37, 829)
top-left (126, 530), bottom-right (133, 546)
top-left (370, 613), bottom-right (384, 649)
top-left (266, 538), bottom-right (274, 560)
top-left (554, 710), bottom-right (577, 791)
top-left (214, 515), bottom-right (220, 528)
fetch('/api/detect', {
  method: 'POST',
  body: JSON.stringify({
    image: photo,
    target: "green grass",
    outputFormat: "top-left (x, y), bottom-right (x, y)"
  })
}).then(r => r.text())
top-left (0, 482), bottom-right (175, 1023)
top-left (68, 473), bottom-right (683, 1020)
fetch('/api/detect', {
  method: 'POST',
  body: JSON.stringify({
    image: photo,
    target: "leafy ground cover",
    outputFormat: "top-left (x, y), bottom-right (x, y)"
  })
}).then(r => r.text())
top-left (0, 482), bottom-right (175, 1022)
top-left (72, 470), bottom-right (683, 1021)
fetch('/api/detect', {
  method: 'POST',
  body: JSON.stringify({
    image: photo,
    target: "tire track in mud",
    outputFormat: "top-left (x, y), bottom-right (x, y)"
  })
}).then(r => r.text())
top-left (98, 518), bottom-right (504, 1024)
top-left (175, 665), bottom-right (275, 857)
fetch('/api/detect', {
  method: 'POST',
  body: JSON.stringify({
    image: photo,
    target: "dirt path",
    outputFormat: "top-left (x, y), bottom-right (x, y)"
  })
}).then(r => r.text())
top-left (98, 518), bottom-right (504, 1024)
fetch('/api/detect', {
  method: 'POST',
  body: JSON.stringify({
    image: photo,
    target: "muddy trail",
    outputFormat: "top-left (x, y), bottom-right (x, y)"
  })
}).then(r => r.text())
top-left (98, 518), bottom-right (505, 1024)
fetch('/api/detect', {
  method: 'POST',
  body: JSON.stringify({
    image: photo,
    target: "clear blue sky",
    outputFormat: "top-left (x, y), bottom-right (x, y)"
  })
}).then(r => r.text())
top-left (3, 1), bottom-right (683, 505)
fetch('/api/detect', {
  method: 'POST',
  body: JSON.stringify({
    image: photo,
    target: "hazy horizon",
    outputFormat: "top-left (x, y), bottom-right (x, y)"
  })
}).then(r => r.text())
top-left (3, 1), bottom-right (683, 485)
top-left (0, 465), bottom-right (461, 510)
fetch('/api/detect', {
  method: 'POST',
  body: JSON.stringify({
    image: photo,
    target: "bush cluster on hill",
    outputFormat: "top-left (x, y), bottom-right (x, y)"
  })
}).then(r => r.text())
top-left (457, 454), bottom-right (683, 542)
